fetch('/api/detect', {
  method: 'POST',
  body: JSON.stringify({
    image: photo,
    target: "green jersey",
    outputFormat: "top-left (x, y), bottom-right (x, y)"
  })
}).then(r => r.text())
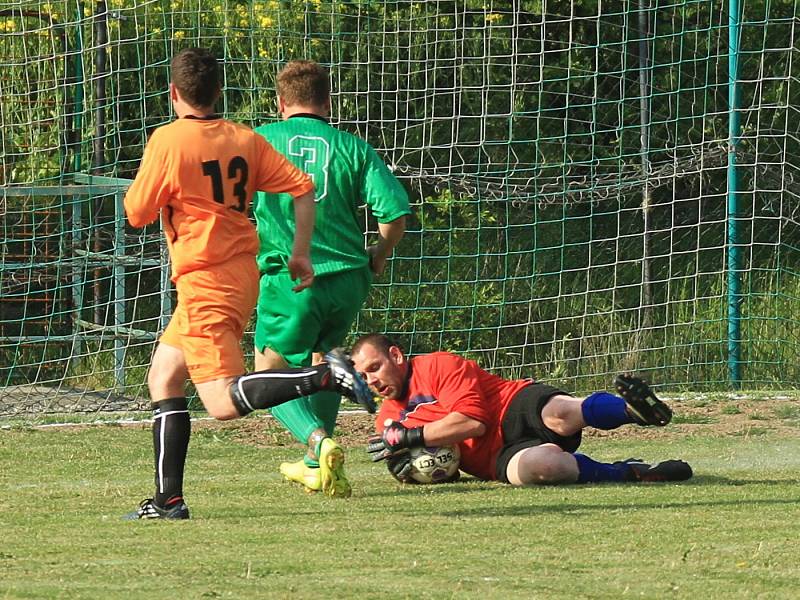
top-left (253, 115), bottom-right (411, 276)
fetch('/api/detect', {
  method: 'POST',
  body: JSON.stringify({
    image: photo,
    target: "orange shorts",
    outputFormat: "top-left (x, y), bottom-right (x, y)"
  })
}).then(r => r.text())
top-left (160, 253), bottom-right (259, 384)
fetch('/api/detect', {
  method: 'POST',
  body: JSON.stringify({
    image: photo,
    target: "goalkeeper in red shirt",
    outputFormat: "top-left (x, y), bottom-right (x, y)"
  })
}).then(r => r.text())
top-left (351, 334), bottom-right (692, 485)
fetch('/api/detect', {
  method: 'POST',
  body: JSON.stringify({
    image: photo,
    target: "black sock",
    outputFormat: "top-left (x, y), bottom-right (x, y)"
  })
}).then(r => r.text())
top-left (152, 397), bottom-right (191, 507)
top-left (229, 365), bottom-right (330, 416)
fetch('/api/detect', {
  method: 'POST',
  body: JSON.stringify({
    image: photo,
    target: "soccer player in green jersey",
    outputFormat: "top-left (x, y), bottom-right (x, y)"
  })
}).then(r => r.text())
top-left (252, 60), bottom-right (411, 497)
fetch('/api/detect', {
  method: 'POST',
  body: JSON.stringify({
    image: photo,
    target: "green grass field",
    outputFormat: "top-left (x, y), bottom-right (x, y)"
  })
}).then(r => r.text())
top-left (2, 408), bottom-right (800, 600)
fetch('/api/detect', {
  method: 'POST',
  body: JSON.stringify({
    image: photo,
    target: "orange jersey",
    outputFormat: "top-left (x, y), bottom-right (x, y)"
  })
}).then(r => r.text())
top-left (124, 117), bottom-right (314, 280)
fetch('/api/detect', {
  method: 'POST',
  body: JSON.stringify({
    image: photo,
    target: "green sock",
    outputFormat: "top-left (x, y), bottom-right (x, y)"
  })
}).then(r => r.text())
top-left (270, 388), bottom-right (341, 469)
top-left (304, 432), bottom-right (325, 469)
top-left (270, 396), bottom-right (323, 446)
top-left (310, 390), bottom-right (342, 436)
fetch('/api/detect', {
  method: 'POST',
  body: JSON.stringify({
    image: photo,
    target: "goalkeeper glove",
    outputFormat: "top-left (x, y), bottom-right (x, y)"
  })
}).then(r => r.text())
top-left (386, 454), bottom-right (416, 483)
top-left (385, 454), bottom-right (462, 484)
top-left (366, 420), bottom-right (425, 462)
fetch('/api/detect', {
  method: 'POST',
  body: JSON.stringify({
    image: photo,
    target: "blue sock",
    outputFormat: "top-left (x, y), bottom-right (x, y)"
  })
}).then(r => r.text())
top-left (581, 391), bottom-right (633, 430)
top-left (573, 453), bottom-right (629, 483)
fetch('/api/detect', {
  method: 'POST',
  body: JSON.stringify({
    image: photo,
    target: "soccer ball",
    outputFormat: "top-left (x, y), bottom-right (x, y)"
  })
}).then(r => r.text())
top-left (407, 445), bottom-right (461, 484)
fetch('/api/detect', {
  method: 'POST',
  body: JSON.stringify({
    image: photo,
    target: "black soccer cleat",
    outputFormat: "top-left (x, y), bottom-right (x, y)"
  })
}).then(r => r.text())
top-left (123, 497), bottom-right (190, 520)
top-left (615, 458), bottom-right (693, 483)
top-left (324, 348), bottom-right (377, 414)
top-left (614, 373), bottom-right (673, 426)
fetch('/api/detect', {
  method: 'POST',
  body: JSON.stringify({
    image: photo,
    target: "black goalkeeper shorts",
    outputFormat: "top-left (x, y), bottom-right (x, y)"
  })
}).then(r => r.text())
top-left (495, 383), bottom-right (583, 483)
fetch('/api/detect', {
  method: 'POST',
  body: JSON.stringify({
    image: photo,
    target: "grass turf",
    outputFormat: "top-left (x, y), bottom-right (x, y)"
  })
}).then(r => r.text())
top-left (1, 422), bottom-right (799, 599)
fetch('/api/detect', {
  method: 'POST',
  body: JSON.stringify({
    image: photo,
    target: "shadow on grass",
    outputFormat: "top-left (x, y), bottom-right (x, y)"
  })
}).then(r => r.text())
top-left (436, 494), bottom-right (800, 518)
top-left (690, 474), bottom-right (800, 486)
top-left (362, 473), bottom-right (800, 500)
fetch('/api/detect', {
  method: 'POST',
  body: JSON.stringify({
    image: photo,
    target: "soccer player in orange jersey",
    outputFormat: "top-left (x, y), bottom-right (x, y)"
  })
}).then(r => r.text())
top-left (122, 48), bottom-right (374, 520)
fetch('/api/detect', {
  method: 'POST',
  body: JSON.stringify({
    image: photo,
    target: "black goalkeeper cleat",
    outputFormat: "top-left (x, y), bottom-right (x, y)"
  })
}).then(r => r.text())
top-left (123, 497), bottom-right (190, 520)
top-left (324, 348), bottom-right (377, 414)
top-left (615, 459), bottom-right (693, 482)
top-left (614, 373), bottom-right (673, 426)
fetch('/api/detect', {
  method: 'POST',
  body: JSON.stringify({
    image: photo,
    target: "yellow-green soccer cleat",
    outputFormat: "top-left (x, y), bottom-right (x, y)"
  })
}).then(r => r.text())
top-left (318, 438), bottom-right (352, 498)
top-left (279, 458), bottom-right (322, 493)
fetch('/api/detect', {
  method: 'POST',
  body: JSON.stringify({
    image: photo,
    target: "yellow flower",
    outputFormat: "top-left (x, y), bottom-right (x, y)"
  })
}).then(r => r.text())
top-left (3, 19), bottom-right (16, 32)
top-left (259, 16), bottom-right (273, 28)
top-left (485, 13), bottom-right (504, 23)
top-left (174, 30), bottom-right (185, 40)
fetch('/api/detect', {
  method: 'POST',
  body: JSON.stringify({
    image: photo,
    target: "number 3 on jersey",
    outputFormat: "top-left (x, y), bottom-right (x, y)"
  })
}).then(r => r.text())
top-left (288, 136), bottom-right (330, 202)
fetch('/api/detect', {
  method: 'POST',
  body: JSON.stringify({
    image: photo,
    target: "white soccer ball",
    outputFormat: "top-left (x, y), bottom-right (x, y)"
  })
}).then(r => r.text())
top-left (407, 445), bottom-right (461, 484)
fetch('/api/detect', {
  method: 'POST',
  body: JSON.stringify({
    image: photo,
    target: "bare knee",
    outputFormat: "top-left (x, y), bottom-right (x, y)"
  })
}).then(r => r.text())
top-left (196, 378), bottom-right (240, 421)
top-left (147, 363), bottom-right (187, 400)
top-left (205, 402), bottom-right (239, 421)
top-left (507, 444), bottom-right (579, 486)
top-left (541, 395), bottom-right (585, 436)
top-left (522, 454), bottom-right (573, 484)
top-left (147, 343), bottom-right (189, 400)
top-left (255, 347), bottom-right (289, 371)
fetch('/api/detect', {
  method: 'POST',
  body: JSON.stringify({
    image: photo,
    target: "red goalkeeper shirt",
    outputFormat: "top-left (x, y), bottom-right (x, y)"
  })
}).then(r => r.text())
top-left (374, 352), bottom-right (531, 480)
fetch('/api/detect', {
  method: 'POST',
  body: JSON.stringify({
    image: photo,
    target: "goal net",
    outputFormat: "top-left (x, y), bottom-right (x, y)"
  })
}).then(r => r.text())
top-left (1, 0), bottom-right (798, 419)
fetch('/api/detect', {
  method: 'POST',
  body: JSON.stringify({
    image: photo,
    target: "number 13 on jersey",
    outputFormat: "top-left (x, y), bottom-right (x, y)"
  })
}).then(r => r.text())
top-left (288, 135), bottom-right (330, 202)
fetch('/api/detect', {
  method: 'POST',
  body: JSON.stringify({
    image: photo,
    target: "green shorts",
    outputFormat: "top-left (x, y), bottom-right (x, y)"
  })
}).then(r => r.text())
top-left (254, 266), bottom-right (372, 367)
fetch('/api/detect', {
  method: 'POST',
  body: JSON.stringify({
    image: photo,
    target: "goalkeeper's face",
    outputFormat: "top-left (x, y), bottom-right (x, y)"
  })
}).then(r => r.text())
top-left (352, 343), bottom-right (408, 400)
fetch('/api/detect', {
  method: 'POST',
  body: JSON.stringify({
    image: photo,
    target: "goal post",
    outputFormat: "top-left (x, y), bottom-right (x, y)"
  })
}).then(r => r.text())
top-left (1, 1), bottom-right (799, 420)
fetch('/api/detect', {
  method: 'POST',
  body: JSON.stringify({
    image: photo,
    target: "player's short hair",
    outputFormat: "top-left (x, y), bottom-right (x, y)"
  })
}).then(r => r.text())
top-left (351, 333), bottom-right (402, 357)
top-left (277, 60), bottom-right (330, 107)
top-left (170, 47), bottom-right (221, 108)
